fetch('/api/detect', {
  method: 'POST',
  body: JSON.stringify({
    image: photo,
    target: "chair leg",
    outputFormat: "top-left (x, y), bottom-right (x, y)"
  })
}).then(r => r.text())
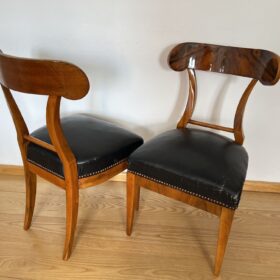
top-left (214, 207), bottom-right (235, 276)
top-left (63, 183), bottom-right (79, 260)
top-left (135, 183), bottom-right (140, 211)
top-left (24, 168), bottom-right (37, 230)
top-left (126, 172), bottom-right (139, 236)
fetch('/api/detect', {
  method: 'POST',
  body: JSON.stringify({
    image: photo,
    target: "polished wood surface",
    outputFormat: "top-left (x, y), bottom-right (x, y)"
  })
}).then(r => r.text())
top-left (127, 172), bottom-right (232, 275)
top-left (1, 165), bottom-right (280, 193)
top-left (24, 135), bottom-right (57, 152)
top-left (0, 50), bottom-right (89, 100)
top-left (0, 51), bottom-right (128, 260)
top-left (135, 174), bottom-right (222, 216)
top-left (1, 175), bottom-right (280, 280)
top-left (169, 42), bottom-right (280, 85)
top-left (170, 43), bottom-right (280, 144)
top-left (177, 69), bottom-right (197, 128)
top-left (79, 161), bottom-right (128, 189)
top-left (214, 208), bottom-right (234, 276)
top-left (233, 79), bottom-right (258, 144)
top-left (127, 43), bottom-right (280, 276)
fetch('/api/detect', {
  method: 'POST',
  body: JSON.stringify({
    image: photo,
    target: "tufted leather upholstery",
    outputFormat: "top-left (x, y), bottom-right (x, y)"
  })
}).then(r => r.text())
top-left (128, 128), bottom-right (248, 209)
top-left (27, 114), bottom-right (143, 179)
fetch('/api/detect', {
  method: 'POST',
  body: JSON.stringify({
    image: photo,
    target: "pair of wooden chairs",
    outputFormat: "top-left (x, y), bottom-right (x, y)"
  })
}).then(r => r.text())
top-left (0, 43), bottom-right (279, 275)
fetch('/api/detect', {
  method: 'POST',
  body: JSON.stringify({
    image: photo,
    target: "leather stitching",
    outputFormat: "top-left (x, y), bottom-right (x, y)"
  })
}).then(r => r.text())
top-left (128, 170), bottom-right (237, 210)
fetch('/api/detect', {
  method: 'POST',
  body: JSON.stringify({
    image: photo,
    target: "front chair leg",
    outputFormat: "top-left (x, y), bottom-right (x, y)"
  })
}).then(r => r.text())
top-left (63, 183), bottom-right (79, 260)
top-left (214, 207), bottom-right (235, 276)
top-left (24, 168), bottom-right (37, 230)
top-left (126, 172), bottom-right (139, 236)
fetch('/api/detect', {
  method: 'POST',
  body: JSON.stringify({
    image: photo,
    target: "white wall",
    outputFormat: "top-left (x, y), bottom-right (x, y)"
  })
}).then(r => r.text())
top-left (0, 0), bottom-right (279, 181)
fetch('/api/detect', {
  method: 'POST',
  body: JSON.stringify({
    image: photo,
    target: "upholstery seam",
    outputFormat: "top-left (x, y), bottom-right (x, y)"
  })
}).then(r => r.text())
top-left (79, 159), bottom-right (127, 178)
top-left (27, 159), bottom-right (64, 179)
top-left (27, 158), bottom-right (127, 179)
top-left (128, 170), bottom-right (237, 210)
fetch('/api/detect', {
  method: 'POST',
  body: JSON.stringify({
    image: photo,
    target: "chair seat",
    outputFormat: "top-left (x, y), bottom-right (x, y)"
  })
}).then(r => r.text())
top-left (27, 114), bottom-right (143, 179)
top-left (128, 128), bottom-right (248, 209)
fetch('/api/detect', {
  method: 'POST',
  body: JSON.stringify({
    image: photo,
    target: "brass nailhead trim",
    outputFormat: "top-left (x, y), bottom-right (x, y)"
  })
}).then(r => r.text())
top-left (128, 170), bottom-right (237, 209)
top-left (27, 158), bottom-right (127, 179)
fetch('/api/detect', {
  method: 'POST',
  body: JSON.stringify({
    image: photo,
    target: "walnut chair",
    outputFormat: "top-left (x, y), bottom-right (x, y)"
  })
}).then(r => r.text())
top-left (0, 50), bottom-right (143, 260)
top-left (126, 43), bottom-right (280, 275)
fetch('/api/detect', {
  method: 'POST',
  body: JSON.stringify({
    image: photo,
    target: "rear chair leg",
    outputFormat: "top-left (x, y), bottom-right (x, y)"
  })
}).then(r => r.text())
top-left (126, 172), bottom-right (139, 236)
top-left (214, 207), bottom-right (235, 276)
top-left (24, 168), bottom-right (37, 230)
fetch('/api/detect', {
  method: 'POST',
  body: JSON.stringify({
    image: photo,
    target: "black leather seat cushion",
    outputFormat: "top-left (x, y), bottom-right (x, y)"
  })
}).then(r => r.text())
top-left (27, 114), bottom-right (143, 179)
top-left (128, 128), bottom-right (248, 209)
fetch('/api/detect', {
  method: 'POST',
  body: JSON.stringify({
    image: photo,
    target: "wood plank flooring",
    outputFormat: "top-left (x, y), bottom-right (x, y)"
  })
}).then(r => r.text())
top-left (0, 174), bottom-right (279, 280)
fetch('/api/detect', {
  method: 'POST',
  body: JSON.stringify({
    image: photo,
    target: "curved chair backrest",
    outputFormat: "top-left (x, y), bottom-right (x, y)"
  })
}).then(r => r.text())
top-left (168, 42), bottom-right (280, 144)
top-left (0, 50), bottom-right (90, 176)
top-left (168, 42), bottom-right (280, 85)
top-left (0, 51), bottom-right (89, 100)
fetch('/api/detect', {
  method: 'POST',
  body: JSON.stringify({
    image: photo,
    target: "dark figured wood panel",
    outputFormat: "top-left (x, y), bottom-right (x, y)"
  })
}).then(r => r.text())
top-left (0, 50), bottom-right (89, 100)
top-left (169, 42), bottom-right (280, 85)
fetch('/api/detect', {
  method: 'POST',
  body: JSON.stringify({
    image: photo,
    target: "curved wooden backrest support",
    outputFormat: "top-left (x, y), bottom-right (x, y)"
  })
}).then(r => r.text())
top-left (0, 50), bottom-right (90, 178)
top-left (0, 50), bottom-right (89, 100)
top-left (169, 42), bottom-right (280, 144)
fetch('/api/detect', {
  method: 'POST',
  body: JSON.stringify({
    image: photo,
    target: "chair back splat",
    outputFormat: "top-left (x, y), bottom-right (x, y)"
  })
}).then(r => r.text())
top-left (0, 50), bottom-right (90, 161)
top-left (168, 42), bottom-right (280, 144)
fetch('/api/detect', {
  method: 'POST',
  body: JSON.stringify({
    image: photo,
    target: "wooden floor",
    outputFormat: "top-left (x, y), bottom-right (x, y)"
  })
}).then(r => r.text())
top-left (0, 174), bottom-right (280, 280)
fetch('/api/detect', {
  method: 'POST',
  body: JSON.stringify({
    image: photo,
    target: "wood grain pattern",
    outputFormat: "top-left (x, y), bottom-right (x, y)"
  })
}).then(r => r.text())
top-left (126, 43), bottom-right (280, 276)
top-left (169, 42), bottom-right (280, 144)
top-left (0, 50), bottom-right (89, 100)
top-left (177, 69), bottom-right (197, 128)
top-left (233, 79), bottom-right (258, 144)
top-left (214, 208), bottom-right (234, 276)
top-left (24, 135), bottom-right (57, 152)
top-left (136, 174), bottom-right (222, 216)
top-left (0, 175), bottom-right (280, 280)
top-left (168, 42), bottom-right (280, 85)
top-left (1, 165), bottom-right (280, 193)
top-left (0, 51), bottom-right (128, 260)
top-left (79, 161), bottom-right (128, 189)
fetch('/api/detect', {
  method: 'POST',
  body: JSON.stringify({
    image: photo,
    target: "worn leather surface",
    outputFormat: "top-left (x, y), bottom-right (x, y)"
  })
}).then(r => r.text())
top-left (128, 128), bottom-right (248, 209)
top-left (27, 114), bottom-right (143, 179)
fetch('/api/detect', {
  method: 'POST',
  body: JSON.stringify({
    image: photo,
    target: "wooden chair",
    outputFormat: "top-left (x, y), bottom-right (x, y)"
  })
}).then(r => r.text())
top-left (0, 50), bottom-right (143, 260)
top-left (126, 42), bottom-right (280, 275)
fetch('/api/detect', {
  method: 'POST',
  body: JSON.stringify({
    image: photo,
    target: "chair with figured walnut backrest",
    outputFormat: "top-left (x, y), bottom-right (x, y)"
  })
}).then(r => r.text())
top-left (0, 50), bottom-right (143, 260)
top-left (126, 43), bottom-right (280, 275)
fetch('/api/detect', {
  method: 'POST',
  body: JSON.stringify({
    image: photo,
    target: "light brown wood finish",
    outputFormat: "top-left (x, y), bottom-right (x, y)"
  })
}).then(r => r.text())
top-left (1, 165), bottom-right (280, 193)
top-left (1, 175), bottom-right (280, 280)
top-left (178, 75), bottom-right (258, 144)
top-left (127, 172), bottom-right (229, 275)
top-left (0, 51), bottom-right (129, 260)
top-left (127, 43), bottom-right (280, 276)
top-left (233, 78), bottom-right (258, 144)
top-left (79, 161), bottom-right (128, 189)
top-left (24, 135), bottom-right (57, 152)
top-left (126, 172), bottom-right (138, 236)
top-left (169, 43), bottom-right (280, 144)
top-left (135, 174), bottom-right (222, 216)
top-left (188, 119), bottom-right (234, 133)
top-left (214, 208), bottom-right (234, 276)
top-left (177, 69), bottom-right (197, 128)
top-left (27, 161), bottom-right (66, 189)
